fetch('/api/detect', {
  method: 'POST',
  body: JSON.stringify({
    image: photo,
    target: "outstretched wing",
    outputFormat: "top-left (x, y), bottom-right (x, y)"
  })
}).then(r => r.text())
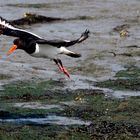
top-left (36, 29), bottom-right (90, 47)
top-left (0, 17), bottom-right (43, 40)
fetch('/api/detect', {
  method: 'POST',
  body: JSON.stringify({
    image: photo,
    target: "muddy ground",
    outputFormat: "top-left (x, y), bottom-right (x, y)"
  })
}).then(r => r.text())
top-left (0, 0), bottom-right (140, 140)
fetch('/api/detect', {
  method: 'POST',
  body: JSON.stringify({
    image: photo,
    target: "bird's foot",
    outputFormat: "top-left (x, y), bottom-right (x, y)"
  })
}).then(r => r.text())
top-left (61, 66), bottom-right (70, 78)
top-left (53, 59), bottom-right (70, 78)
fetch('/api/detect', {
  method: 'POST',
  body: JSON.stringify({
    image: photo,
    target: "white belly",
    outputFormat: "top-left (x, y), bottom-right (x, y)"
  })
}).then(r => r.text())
top-left (30, 44), bottom-right (60, 59)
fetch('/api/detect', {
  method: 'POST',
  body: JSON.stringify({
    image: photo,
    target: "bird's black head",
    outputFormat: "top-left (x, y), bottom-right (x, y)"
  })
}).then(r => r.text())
top-left (13, 38), bottom-right (24, 49)
top-left (7, 38), bottom-right (36, 55)
top-left (7, 38), bottom-right (24, 55)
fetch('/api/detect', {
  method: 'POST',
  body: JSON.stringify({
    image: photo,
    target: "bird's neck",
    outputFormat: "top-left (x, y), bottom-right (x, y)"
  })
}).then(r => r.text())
top-left (24, 43), bottom-right (37, 54)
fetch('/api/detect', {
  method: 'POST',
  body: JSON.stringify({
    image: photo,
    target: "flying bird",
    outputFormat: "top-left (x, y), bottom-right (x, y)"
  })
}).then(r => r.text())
top-left (0, 17), bottom-right (89, 78)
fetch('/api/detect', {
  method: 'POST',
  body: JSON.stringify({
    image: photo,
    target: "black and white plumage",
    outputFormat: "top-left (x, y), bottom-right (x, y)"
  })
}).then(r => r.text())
top-left (0, 17), bottom-right (90, 78)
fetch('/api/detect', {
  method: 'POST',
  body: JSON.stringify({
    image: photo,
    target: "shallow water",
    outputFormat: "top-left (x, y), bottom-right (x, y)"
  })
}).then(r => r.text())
top-left (14, 102), bottom-right (62, 110)
top-left (112, 90), bottom-right (140, 98)
top-left (0, 115), bottom-right (91, 125)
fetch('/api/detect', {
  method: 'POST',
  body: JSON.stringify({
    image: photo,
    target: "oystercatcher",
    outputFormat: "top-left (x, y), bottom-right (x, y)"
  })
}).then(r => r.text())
top-left (0, 17), bottom-right (89, 78)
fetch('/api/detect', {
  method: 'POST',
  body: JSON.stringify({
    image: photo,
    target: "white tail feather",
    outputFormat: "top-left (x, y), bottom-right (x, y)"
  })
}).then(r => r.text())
top-left (60, 47), bottom-right (73, 54)
top-left (59, 47), bottom-right (81, 58)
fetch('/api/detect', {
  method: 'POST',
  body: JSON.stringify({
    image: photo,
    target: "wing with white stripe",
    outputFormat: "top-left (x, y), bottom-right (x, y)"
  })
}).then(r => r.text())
top-left (36, 29), bottom-right (90, 47)
top-left (0, 17), bottom-right (43, 40)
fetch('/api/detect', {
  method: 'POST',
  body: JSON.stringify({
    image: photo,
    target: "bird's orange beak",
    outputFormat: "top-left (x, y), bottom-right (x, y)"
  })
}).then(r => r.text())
top-left (7, 45), bottom-right (17, 55)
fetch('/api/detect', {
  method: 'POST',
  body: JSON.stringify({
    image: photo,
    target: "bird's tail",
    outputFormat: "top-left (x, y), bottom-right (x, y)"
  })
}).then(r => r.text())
top-left (59, 47), bottom-right (81, 58)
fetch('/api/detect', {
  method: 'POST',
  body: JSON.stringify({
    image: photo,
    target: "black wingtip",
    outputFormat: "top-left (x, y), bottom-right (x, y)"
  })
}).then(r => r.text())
top-left (78, 29), bottom-right (90, 43)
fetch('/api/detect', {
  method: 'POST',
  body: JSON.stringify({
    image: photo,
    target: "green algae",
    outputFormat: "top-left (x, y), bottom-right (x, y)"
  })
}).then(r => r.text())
top-left (0, 80), bottom-right (65, 101)
top-left (0, 93), bottom-right (140, 140)
top-left (96, 66), bottom-right (140, 90)
top-left (0, 80), bottom-right (140, 124)
top-left (0, 80), bottom-right (140, 139)
top-left (0, 74), bottom-right (12, 80)
top-left (96, 78), bottom-right (140, 90)
top-left (0, 124), bottom-right (91, 140)
top-left (115, 67), bottom-right (140, 78)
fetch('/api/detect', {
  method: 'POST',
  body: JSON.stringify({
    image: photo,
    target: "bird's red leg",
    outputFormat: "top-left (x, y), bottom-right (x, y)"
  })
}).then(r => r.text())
top-left (53, 59), bottom-right (63, 72)
top-left (57, 59), bottom-right (70, 78)
top-left (53, 59), bottom-right (70, 78)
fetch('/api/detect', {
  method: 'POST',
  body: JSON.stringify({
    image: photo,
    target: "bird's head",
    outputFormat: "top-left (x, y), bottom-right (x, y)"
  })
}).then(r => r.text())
top-left (7, 38), bottom-right (24, 55)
